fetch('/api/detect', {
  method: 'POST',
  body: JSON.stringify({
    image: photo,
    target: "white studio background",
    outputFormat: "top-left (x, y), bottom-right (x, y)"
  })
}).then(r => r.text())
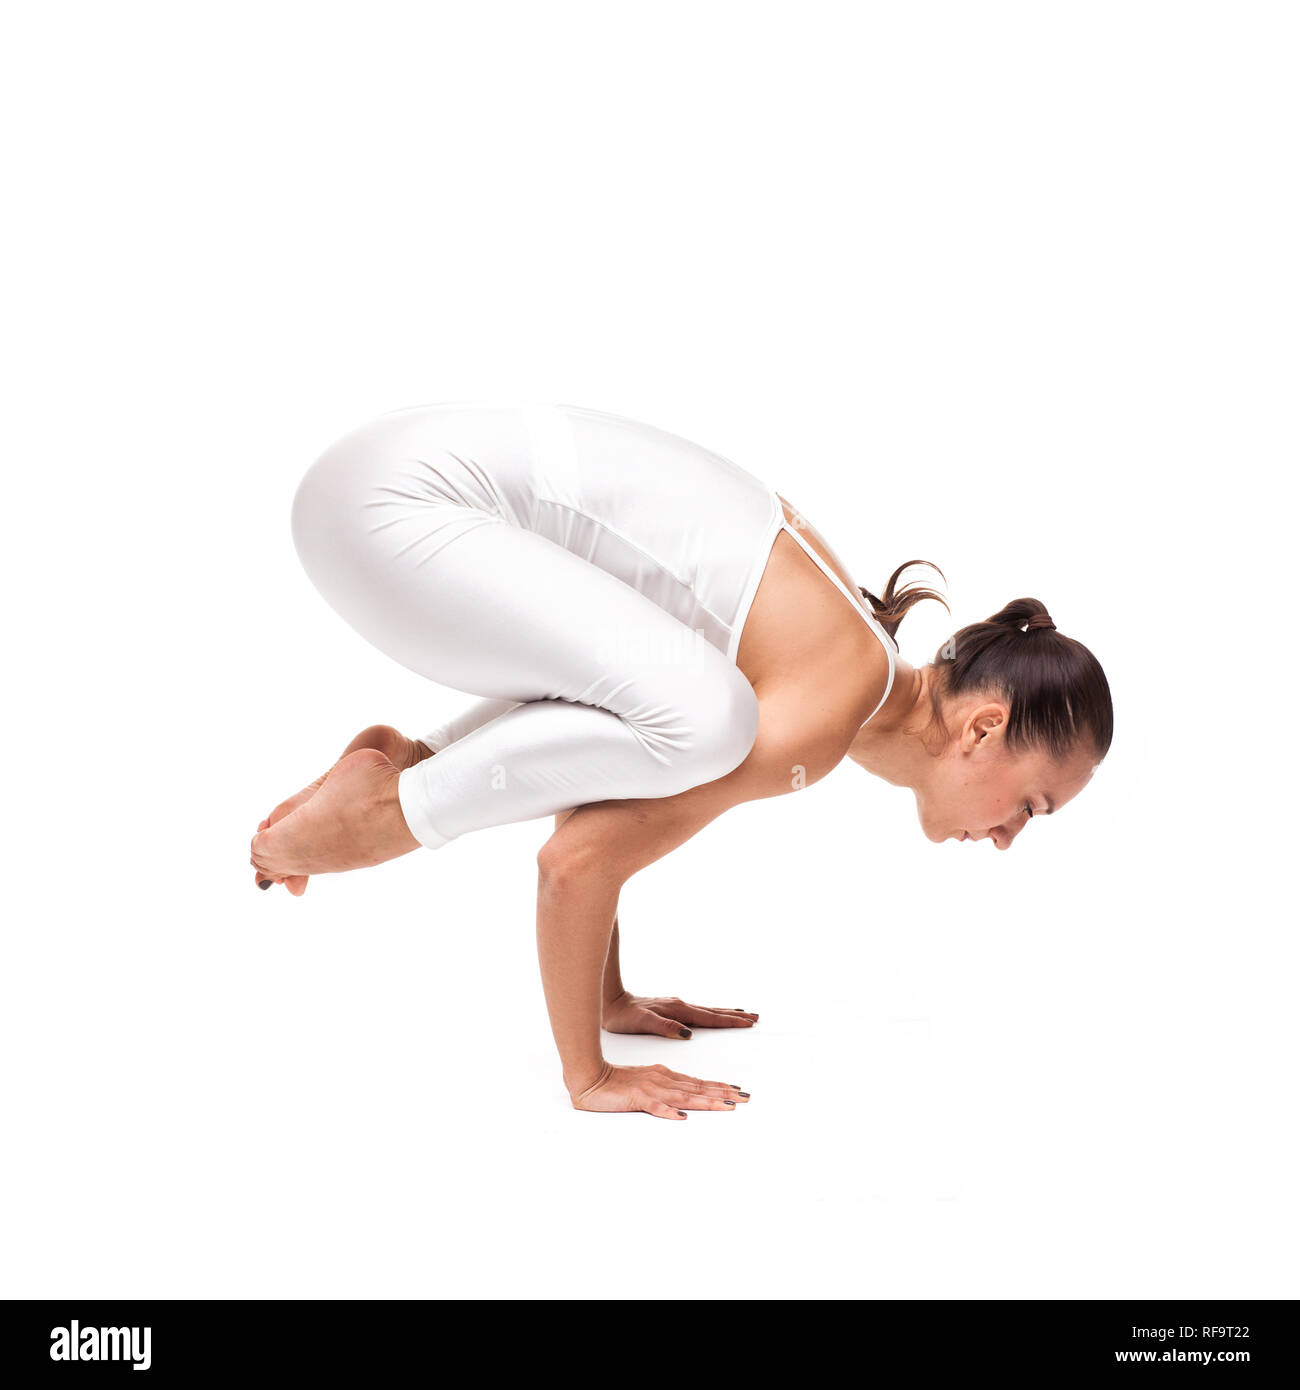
top-left (2, 1), bottom-right (1295, 1300)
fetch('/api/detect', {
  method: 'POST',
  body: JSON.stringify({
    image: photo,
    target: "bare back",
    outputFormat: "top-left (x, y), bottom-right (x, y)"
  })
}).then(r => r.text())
top-left (736, 495), bottom-right (894, 757)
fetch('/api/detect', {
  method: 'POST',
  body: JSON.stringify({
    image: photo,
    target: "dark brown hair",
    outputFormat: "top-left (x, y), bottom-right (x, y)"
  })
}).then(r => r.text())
top-left (859, 560), bottom-right (949, 641)
top-left (931, 597), bottom-right (1113, 760)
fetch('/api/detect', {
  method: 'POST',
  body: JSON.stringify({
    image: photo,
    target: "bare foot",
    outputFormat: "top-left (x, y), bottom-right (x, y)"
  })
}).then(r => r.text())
top-left (254, 726), bottom-right (433, 893)
top-left (250, 747), bottom-right (421, 881)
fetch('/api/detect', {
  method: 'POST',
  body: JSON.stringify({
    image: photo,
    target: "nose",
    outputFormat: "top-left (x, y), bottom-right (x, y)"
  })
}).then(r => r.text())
top-left (989, 820), bottom-right (1026, 851)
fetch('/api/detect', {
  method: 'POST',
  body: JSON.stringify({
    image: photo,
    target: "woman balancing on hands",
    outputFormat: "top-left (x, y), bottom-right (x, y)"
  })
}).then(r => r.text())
top-left (252, 403), bottom-right (1113, 1119)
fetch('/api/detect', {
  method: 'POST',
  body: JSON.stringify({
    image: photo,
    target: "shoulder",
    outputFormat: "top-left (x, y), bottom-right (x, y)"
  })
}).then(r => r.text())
top-left (739, 685), bottom-right (856, 800)
top-left (739, 499), bottom-right (893, 704)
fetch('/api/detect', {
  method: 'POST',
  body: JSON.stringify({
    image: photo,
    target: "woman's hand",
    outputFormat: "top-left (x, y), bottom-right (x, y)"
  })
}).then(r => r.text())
top-left (570, 1062), bottom-right (749, 1120)
top-left (602, 991), bottom-right (759, 1039)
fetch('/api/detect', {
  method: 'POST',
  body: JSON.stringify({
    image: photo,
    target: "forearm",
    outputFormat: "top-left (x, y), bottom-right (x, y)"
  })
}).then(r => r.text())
top-left (554, 810), bottom-right (626, 1019)
top-left (536, 862), bottom-right (622, 1096)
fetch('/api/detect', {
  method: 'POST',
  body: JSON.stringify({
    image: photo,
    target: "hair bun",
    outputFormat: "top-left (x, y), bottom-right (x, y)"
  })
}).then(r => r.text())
top-left (1025, 613), bottom-right (1056, 632)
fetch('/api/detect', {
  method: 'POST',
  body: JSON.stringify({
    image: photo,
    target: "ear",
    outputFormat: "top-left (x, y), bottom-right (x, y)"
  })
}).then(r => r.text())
top-left (963, 701), bottom-right (1009, 751)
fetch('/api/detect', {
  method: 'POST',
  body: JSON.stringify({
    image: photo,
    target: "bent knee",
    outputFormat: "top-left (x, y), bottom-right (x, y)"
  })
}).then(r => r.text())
top-left (289, 419), bottom-right (413, 563)
top-left (674, 665), bottom-right (761, 786)
top-left (290, 446), bottom-right (354, 577)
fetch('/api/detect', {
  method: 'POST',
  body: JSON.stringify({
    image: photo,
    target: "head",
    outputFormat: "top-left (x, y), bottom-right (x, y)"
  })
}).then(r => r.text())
top-left (909, 598), bottom-right (1112, 848)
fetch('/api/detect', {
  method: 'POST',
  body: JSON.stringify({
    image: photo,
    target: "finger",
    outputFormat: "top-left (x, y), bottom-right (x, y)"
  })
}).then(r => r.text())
top-left (675, 1080), bottom-right (743, 1099)
top-left (659, 1067), bottom-right (740, 1089)
top-left (644, 1101), bottom-right (688, 1121)
top-left (670, 1081), bottom-right (750, 1105)
top-left (653, 999), bottom-right (759, 1026)
top-left (673, 1006), bottom-right (757, 1029)
top-left (643, 1010), bottom-right (694, 1040)
top-left (666, 1090), bottom-right (737, 1112)
top-left (661, 1073), bottom-right (750, 1106)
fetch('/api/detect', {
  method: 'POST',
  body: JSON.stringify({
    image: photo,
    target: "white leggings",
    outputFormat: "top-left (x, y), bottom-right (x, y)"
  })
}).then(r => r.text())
top-left (289, 417), bottom-right (762, 851)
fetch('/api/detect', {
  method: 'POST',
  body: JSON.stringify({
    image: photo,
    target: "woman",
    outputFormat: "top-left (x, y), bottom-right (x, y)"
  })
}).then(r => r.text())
top-left (251, 402), bottom-right (1113, 1119)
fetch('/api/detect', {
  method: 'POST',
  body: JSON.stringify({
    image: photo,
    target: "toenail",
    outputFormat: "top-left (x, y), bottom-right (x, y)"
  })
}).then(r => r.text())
top-left (258, 879), bottom-right (272, 889)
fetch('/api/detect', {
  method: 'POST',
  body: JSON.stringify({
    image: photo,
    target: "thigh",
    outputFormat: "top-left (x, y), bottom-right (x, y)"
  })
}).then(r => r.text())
top-left (291, 435), bottom-right (739, 718)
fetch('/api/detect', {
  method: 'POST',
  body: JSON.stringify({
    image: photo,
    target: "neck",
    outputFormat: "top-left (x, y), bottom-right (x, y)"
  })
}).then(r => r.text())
top-left (846, 660), bottom-right (941, 792)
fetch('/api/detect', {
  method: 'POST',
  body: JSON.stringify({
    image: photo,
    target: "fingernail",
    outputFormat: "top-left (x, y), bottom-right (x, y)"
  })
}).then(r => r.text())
top-left (678, 1028), bottom-right (691, 1039)
top-left (738, 1092), bottom-right (750, 1098)
top-left (724, 1099), bottom-right (735, 1106)
top-left (258, 879), bottom-right (272, 890)
top-left (677, 1111), bottom-right (687, 1117)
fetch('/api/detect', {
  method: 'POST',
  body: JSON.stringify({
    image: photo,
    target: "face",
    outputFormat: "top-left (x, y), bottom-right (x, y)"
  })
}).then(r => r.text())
top-left (914, 699), bottom-right (1098, 850)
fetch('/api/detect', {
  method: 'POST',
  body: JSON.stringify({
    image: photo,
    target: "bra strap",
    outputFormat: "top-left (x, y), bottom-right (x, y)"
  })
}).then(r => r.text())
top-left (780, 520), bottom-right (896, 726)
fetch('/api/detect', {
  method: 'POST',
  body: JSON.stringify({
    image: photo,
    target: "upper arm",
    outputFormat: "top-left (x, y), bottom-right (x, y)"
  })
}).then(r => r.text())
top-left (538, 694), bottom-right (842, 883)
top-left (540, 771), bottom-right (752, 885)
